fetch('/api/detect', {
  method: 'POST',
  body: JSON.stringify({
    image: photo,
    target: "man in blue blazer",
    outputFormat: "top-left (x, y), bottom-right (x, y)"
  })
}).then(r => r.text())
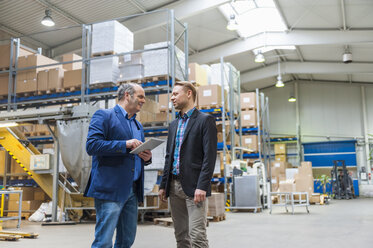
top-left (85, 83), bottom-right (152, 248)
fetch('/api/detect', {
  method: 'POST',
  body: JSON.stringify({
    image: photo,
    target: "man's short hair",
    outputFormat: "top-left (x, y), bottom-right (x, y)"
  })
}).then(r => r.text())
top-left (117, 83), bottom-right (137, 101)
top-left (174, 81), bottom-right (197, 102)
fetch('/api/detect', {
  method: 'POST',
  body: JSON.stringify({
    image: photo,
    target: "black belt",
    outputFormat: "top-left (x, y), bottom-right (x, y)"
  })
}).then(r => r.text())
top-left (171, 174), bottom-right (181, 180)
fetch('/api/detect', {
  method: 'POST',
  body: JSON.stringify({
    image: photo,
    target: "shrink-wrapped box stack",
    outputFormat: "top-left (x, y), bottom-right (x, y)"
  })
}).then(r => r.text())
top-left (92, 20), bottom-right (134, 54)
top-left (90, 57), bottom-right (120, 85)
top-left (118, 53), bottom-right (144, 82)
top-left (142, 42), bottom-right (185, 80)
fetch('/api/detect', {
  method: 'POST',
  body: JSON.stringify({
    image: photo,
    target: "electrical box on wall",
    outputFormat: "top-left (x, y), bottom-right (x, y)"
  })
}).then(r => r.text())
top-left (30, 154), bottom-right (51, 170)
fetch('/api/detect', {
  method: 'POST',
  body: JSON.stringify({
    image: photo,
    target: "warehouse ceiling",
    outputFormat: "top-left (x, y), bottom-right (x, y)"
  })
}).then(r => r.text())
top-left (0, 0), bottom-right (373, 91)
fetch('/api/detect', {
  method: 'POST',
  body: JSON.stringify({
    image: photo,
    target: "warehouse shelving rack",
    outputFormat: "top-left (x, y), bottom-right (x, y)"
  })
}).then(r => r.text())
top-left (0, 9), bottom-right (187, 221)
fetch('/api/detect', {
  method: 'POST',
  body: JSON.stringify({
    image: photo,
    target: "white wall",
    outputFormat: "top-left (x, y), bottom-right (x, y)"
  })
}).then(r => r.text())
top-left (263, 81), bottom-right (372, 141)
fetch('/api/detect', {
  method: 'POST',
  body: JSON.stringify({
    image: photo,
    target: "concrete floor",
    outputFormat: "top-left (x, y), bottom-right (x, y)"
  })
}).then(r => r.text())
top-left (1, 198), bottom-right (372, 248)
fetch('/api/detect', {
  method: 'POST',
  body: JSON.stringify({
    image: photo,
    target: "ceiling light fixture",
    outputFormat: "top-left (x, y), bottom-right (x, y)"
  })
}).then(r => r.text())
top-left (226, 14), bottom-right (238, 31)
top-left (254, 52), bottom-right (265, 63)
top-left (41, 9), bottom-right (55, 27)
top-left (288, 96), bottom-right (296, 102)
top-left (275, 59), bottom-right (284, 87)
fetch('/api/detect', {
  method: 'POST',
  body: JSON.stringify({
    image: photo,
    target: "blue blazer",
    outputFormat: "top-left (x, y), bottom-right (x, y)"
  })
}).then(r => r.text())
top-left (84, 105), bottom-right (146, 202)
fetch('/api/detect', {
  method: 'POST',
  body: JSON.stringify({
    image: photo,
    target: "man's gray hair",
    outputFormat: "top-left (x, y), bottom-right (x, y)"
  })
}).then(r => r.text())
top-left (117, 83), bottom-right (137, 101)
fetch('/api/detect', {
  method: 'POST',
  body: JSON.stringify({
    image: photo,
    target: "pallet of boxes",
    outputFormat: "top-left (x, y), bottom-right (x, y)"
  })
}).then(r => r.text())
top-left (240, 92), bottom-right (258, 154)
top-left (271, 161), bottom-right (320, 204)
top-left (5, 187), bottom-right (50, 219)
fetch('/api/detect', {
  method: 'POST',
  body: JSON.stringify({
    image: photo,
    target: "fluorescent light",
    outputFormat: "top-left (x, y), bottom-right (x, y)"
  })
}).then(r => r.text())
top-left (0, 122), bottom-right (19, 128)
top-left (288, 96), bottom-right (296, 102)
top-left (41, 10), bottom-right (55, 27)
top-left (275, 75), bottom-right (284, 87)
top-left (226, 15), bottom-right (238, 31)
top-left (255, 53), bottom-right (265, 63)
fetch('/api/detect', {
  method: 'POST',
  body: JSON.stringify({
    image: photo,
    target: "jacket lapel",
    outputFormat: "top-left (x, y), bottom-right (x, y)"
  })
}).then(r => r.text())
top-left (181, 109), bottom-right (199, 146)
top-left (169, 120), bottom-right (178, 151)
top-left (114, 105), bottom-right (131, 137)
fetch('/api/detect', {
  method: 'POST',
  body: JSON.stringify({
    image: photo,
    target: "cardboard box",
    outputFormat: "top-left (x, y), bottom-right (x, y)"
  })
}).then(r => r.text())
top-left (64, 69), bottom-right (82, 88)
top-left (0, 150), bottom-right (6, 175)
top-left (309, 193), bottom-right (321, 204)
top-left (241, 135), bottom-right (258, 152)
top-left (0, 73), bottom-right (10, 95)
top-left (142, 98), bottom-right (159, 114)
top-left (188, 63), bottom-right (207, 86)
top-left (271, 177), bottom-right (279, 191)
top-left (207, 193), bottom-right (225, 217)
top-left (275, 143), bottom-right (286, 155)
top-left (62, 53), bottom-right (82, 71)
top-left (275, 154), bottom-right (287, 162)
top-left (240, 92), bottom-right (256, 110)
top-left (295, 173), bottom-right (314, 194)
top-left (0, 44), bottom-right (33, 69)
top-left (271, 161), bottom-right (291, 177)
top-left (241, 110), bottom-right (257, 127)
top-left (154, 112), bottom-right (171, 122)
top-left (37, 70), bottom-right (48, 91)
top-left (18, 54), bottom-right (59, 72)
top-left (299, 162), bottom-right (313, 176)
top-left (286, 168), bottom-right (299, 180)
top-left (8, 187), bottom-right (34, 201)
top-left (158, 94), bottom-right (171, 112)
top-left (48, 68), bottom-right (64, 90)
top-left (198, 84), bottom-right (222, 107)
top-left (8, 200), bottom-right (43, 211)
top-left (279, 182), bottom-right (296, 192)
top-left (16, 75), bottom-right (37, 93)
top-left (34, 190), bottom-right (50, 201)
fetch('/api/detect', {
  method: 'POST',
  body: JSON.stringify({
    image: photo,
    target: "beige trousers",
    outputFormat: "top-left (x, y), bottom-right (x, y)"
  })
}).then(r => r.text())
top-left (169, 179), bottom-right (209, 248)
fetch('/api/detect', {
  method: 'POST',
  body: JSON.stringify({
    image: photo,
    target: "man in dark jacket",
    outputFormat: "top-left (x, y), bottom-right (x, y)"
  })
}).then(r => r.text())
top-left (85, 83), bottom-right (152, 248)
top-left (159, 82), bottom-right (217, 248)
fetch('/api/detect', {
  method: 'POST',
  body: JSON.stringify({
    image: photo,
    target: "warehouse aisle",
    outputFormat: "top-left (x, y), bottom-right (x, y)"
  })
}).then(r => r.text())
top-left (1, 198), bottom-right (372, 248)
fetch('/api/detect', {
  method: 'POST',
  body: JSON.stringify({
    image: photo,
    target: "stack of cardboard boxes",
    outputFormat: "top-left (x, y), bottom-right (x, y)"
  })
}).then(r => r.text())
top-left (6, 187), bottom-right (50, 217)
top-left (207, 192), bottom-right (225, 218)
top-left (17, 54), bottom-right (62, 94)
top-left (274, 143), bottom-right (287, 162)
top-left (271, 161), bottom-right (315, 200)
top-left (0, 44), bottom-right (34, 96)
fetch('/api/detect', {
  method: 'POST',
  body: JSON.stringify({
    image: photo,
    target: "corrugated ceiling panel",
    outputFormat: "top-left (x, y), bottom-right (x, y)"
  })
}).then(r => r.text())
top-left (49, 0), bottom-right (140, 23)
top-left (136, 0), bottom-right (175, 11)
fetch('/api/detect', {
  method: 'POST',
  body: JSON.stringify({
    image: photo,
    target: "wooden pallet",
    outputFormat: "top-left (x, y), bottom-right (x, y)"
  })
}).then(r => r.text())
top-left (6, 212), bottom-right (32, 219)
top-left (0, 67), bottom-right (10, 71)
top-left (241, 125), bottom-right (258, 129)
top-left (199, 105), bottom-right (223, 110)
top-left (153, 217), bottom-right (173, 227)
top-left (90, 82), bottom-right (117, 89)
top-left (0, 230), bottom-right (38, 239)
top-left (208, 214), bottom-right (226, 222)
top-left (118, 79), bottom-right (143, 85)
top-left (0, 234), bottom-right (22, 241)
top-left (92, 51), bottom-right (116, 57)
top-left (241, 107), bottom-right (256, 111)
top-left (63, 86), bottom-right (80, 92)
top-left (16, 91), bottom-right (37, 97)
top-left (143, 75), bottom-right (169, 83)
top-left (37, 88), bottom-right (61, 95)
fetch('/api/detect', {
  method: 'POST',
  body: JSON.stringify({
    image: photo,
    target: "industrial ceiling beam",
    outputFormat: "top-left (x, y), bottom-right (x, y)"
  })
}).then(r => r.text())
top-left (190, 30), bottom-right (373, 64)
top-left (123, 0), bottom-right (230, 33)
top-left (0, 24), bottom-right (49, 49)
top-left (241, 61), bottom-right (373, 83)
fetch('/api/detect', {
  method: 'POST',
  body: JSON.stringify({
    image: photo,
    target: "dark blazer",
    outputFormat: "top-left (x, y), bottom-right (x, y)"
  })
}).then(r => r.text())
top-left (160, 109), bottom-right (217, 197)
top-left (84, 105), bottom-right (146, 202)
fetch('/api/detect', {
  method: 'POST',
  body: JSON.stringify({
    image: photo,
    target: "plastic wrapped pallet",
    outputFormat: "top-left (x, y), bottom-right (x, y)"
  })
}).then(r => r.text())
top-left (92, 20), bottom-right (134, 54)
top-left (142, 42), bottom-right (185, 80)
top-left (118, 54), bottom-right (144, 82)
top-left (200, 64), bottom-right (212, 85)
top-left (90, 57), bottom-right (119, 85)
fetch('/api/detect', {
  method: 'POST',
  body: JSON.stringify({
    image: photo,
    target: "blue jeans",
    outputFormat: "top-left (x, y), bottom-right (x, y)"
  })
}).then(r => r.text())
top-left (92, 189), bottom-right (138, 248)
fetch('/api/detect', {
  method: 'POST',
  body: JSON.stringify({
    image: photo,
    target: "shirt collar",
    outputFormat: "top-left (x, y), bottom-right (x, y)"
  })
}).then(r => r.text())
top-left (177, 107), bottom-right (195, 120)
top-left (117, 104), bottom-right (136, 120)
